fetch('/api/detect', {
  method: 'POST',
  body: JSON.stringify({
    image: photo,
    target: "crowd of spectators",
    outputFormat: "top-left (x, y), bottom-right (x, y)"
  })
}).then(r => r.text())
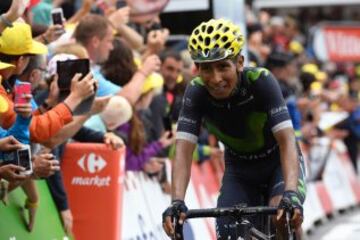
top-left (0, 0), bottom-right (359, 237)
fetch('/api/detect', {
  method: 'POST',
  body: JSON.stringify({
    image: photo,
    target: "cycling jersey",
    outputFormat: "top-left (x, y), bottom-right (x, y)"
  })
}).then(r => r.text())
top-left (176, 67), bottom-right (293, 161)
top-left (176, 67), bottom-right (306, 239)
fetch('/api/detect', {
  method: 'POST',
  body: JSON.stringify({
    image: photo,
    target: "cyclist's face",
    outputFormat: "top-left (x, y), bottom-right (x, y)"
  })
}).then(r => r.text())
top-left (199, 58), bottom-right (242, 99)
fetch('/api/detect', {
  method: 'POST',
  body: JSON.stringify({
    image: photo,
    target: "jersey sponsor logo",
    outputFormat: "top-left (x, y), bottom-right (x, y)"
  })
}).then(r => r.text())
top-left (191, 77), bottom-right (205, 86)
top-left (178, 116), bottom-right (197, 125)
top-left (246, 68), bottom-right (269, 83)
top-left (184, 97), bottom-right (193, 107)
top-left (227, 144), bottom-right (278, 160)
top-left (270, 106), bottom-right (288, 117)
top-left (239, 88), bottom-right (247, 96)
top-left (235, 95), bottom-right (254, 106)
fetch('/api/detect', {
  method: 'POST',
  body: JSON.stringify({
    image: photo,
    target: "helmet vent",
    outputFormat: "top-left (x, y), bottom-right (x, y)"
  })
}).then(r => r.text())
top-left (214, 34), bottom-right (220, 40)
top-left (204, 48), bottom-right (209, 56)
top-left (214, 44), bottom-right (219, 49)
top-left (199, 36), bottom-right (204, 42)
top-left (224, 42), bottom-right (231, 49)
top-left (217, 23), bottom-right (223, 30)
top-left (194, 29), bottom-right (200, 35)
top-left (192, 39), bottom-right (197, 45)
top-left (201, 25), bottom-right (206, 32)
top-left (223, 27), bottom-right (230, 33)
top-left (221, 36), bottom-right (228, 42)
top-left (205, 37), bottom-right (211, 46)
top-left (207, 26), bottom-right (214, 34)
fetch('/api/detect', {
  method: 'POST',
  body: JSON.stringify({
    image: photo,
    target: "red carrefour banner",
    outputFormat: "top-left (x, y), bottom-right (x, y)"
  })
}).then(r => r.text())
top-left (61, 143), bottom-right (125, 240)
top-left (314, 24), bottom-right (360, 62)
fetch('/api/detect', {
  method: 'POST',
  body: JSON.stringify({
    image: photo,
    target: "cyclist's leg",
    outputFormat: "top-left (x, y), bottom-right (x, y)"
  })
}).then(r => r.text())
top-left (268, 154), bottom-right (306, 239)
top-left (216, 174), bottom-right (262, 240)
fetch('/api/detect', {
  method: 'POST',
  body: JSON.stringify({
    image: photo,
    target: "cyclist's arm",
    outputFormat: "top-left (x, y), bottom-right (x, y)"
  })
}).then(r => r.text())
top-left (273, 128), bottom-right (299, 191)
top-left (173, 80), bottom-right (205, 200)
top-left (251, 68), bottom-right (299, 190)
top-left (172, 139), bottom-right (196, 200)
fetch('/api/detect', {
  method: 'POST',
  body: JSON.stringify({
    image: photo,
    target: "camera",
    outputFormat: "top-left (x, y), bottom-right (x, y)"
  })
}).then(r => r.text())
top-left (1, 145), bottom-right (32, 176)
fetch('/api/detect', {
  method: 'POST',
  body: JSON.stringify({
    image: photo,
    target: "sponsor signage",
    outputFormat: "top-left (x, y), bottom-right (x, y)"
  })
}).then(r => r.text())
top-left (62, 143), bottom-right (125, 240)
top-left (314, 24), bottom-right (360, 62)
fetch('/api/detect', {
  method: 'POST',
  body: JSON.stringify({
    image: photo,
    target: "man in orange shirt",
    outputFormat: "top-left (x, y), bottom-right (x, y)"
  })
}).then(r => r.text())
top-left (0, 22), bottom-right (96, 144)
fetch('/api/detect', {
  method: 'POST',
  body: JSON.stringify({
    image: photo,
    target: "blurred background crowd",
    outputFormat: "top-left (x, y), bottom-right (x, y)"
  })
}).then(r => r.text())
top-left (0, 0), bottom-right (360, 237)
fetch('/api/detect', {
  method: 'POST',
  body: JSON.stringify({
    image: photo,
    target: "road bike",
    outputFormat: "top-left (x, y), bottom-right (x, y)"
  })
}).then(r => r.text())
top-left (174, 205), bottom-right (295, 240)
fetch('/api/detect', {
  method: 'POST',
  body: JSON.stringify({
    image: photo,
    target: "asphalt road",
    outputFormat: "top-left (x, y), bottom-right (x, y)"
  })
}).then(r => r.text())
top-left (307, 207), bottom-right (360, 240)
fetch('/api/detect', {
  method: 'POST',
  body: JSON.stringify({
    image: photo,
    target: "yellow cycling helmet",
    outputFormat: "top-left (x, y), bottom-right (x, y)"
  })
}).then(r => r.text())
top-left (188, 18), bottom-right (245, 63)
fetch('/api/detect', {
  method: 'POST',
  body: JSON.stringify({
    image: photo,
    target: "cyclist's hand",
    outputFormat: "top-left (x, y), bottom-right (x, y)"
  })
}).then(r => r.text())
top-left (277, 190), bottom-right (303, 229)
top-left (162, 200), bottom-right (188, 238)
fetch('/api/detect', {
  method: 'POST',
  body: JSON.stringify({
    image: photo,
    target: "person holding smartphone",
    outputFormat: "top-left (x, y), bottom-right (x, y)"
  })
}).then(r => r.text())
top-left (0, 22), bottom-right (97, 144)
top-left (0, 0), bottom-right (27, 33)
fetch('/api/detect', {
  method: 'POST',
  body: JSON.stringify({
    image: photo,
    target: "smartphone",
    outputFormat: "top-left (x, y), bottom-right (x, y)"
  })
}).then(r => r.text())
top-left (1, 151), bottom-right (18, 166)
top-left (57, 58), bottom-right (96, 115)
top-left (17, 146), bottom-right (32, 176)
top-left (51, 8), bottom-right (64, 25)
top-left (57, 59), bottom-right (90, 90)
top-left (150, 22), bottom-right (162, 31)
top-left (162, 116), bottom-right (173, 138)
top-left (116, 0), bottom-right (127, 8)
top-left (14, 82), bottom-right (31, 104)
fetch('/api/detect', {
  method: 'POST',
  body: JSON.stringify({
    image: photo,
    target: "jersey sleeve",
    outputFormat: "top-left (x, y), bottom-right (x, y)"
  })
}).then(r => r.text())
top-left (251, 69), bottom-right (293, 133)
top-left (176, 82), bottom-right (205, 144)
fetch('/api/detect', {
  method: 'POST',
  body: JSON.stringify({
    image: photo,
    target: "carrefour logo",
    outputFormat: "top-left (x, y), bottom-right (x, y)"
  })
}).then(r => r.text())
top-left (71, 153), bottom-right (111, 187)
top-left (77, 153), bottom-right (107, 173)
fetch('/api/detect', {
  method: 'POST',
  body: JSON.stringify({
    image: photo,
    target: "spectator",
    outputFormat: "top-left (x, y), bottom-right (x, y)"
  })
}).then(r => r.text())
top-left (116, 78), bottom-right (175, 172)
top-left (150, 50), bottom-right (185, 138)
top-left (266, 51), bottom-right (302, 139)
top-left (74, 14), bottom-right (160, 104)
top-left (0, 22), bottom-right (96, 144)
top-left (0, 0), bottom-right (27, 33)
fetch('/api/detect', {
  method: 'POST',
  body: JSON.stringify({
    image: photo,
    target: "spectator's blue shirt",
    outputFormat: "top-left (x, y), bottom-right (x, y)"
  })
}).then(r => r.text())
top-left (91, 66), bottom-right (121, 97)
top-left (0, 115), bottom-right (31, 159)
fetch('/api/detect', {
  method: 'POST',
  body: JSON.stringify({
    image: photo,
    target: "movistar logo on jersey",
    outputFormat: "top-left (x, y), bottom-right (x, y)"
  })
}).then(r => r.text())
top-left (191, 77), bottom-right (205, 86)
top-left (246, 68), bottom-right (269, 83)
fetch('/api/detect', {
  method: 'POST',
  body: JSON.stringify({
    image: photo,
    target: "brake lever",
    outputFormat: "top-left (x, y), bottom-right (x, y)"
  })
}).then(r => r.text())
top-left (285, 211), bottom-right (294, 240)
top-left (173, 215), bottom-right (184, 240)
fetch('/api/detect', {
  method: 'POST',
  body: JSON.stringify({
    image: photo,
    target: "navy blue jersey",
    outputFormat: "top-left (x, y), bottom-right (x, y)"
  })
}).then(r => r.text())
top-left (176, 67), bottom-right (293, 161)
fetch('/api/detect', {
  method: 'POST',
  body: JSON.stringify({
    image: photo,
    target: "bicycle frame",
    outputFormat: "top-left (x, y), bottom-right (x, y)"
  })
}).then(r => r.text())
top-left (174, 206), bottom-right (294, 240)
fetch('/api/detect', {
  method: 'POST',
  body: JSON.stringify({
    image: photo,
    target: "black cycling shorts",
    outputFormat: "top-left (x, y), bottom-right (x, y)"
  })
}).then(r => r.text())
top-left (215, 150), bottom-right (306, 240)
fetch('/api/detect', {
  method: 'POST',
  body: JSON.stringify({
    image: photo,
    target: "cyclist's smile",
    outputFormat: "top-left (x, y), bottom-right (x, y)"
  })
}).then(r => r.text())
top-left (199, 59), bottom-right (240, 99)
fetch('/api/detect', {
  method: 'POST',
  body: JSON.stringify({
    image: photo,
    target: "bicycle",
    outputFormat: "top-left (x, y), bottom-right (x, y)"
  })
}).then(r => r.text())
top-left (173, 205), bottom-right (295, 240)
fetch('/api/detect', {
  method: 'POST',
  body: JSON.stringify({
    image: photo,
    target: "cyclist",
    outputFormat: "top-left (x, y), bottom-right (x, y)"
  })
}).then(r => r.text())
top-left (162, 18), bottom-right (306, 239)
